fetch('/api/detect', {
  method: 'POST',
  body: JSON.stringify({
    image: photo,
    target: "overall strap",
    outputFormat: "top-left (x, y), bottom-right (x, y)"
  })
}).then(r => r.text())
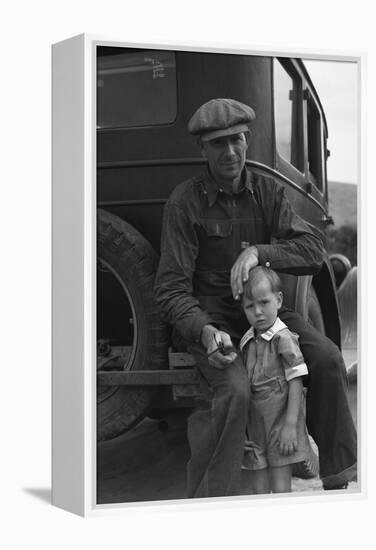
top-left (249, 171), bottom-right (272, 239)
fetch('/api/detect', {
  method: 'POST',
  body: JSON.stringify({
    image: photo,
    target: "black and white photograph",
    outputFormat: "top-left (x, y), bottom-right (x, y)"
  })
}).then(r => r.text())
top-left (5, 0), bottom-right (376, 546)
top-left (95, 45), bottom-right (359, 505)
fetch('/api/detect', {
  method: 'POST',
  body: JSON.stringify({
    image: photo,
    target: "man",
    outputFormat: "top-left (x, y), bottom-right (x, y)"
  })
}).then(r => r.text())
top-left (154, 98), bottom-right (357, 497)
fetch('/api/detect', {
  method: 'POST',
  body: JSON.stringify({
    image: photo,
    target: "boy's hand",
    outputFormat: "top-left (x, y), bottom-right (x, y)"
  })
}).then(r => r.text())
top-left (201, 326), bottom-right (238, 369)
top-left (279, 422), bottom-right (298, 456)
top-left (244, 439), bottom-right (254, 452)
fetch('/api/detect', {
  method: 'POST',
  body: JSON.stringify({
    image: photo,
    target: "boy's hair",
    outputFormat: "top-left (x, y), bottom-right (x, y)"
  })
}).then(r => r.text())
top-left (243, 266), bottom-right (282, 299)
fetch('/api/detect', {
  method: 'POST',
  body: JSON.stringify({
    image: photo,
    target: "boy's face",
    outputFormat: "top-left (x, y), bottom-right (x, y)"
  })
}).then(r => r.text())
top-left (242, 278), bottom-right (283, 333)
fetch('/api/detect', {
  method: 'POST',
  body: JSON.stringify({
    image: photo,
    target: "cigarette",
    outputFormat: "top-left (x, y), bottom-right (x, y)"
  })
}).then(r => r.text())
top-left (214, 333), bottom-right (223, 348)
top-left (207, 334), bottom-right (224, 357)
top-left (207, 346), bottom-right (222, 358)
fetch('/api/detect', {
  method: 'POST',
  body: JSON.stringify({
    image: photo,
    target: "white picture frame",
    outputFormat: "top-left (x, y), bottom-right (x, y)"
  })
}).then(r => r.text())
top-left (52, 33), bottom-right (364, 517)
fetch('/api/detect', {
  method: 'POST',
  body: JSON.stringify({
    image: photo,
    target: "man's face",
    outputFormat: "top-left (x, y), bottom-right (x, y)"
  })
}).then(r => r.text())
top-left (201, 132), bottom-right (249, 183)
top-left (242, 278), bottom-right (282, 333)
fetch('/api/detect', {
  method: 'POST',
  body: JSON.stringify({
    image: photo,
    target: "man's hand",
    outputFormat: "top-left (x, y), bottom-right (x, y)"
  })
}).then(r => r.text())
top-left (279, 422), bottom-right (298, 456)
top-left (201, 325), bottom-right (238, 369)
top-left (230, 246), bottom-right (259, 300)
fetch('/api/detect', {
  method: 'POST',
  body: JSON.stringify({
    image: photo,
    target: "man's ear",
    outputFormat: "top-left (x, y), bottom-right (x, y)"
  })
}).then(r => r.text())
top-left (244, 130), bottom-right (251, 147)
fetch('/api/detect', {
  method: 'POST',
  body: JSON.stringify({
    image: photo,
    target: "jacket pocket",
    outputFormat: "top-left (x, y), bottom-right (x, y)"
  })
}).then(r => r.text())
top-left (201, 219), bottom-right (232, 238)
top-left (196, 219), bottom-right (233, 272)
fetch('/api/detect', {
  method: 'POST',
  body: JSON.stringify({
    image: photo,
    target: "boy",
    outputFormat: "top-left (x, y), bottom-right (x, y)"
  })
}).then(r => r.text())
top-left (240, 266), bottom-right (311, 493)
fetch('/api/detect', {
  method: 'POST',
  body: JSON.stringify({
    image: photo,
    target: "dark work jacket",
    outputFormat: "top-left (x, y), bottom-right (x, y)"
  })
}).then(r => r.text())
top-left (154, 167), bottom-right (324, 344)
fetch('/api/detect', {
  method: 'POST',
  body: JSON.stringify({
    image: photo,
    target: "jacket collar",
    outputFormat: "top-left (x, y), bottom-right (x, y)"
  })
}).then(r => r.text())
top-left (204, 167), bottom-right (253, 207)
top-left (239, 317), bottom-right (287, 351)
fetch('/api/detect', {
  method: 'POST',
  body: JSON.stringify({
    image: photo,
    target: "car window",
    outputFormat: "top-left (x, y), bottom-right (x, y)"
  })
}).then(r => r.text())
top-left (273, 58), bottom-right (303, 172)
top-left (97, 48), bottom-right (177, 129)
top-left (307, 92), bottom-right (324, 191)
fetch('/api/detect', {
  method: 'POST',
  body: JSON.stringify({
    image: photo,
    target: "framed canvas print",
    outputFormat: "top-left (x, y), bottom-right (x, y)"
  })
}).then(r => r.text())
top-left (52, 34), bottom-right (363, 517)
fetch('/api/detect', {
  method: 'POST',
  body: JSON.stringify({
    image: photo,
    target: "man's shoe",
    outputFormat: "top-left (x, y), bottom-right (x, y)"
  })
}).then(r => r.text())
top-left (322, 463), bottom-right (357, 490)
top-left (323, 481), bottom-right (349, 490)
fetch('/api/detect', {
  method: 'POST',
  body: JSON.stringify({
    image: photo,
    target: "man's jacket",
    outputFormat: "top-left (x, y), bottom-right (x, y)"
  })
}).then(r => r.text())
top-left (154, 168), bottom-right (324, 344)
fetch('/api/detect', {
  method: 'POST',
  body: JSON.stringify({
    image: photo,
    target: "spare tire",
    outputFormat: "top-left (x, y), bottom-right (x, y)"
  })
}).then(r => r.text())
top-left (97, 209), bottom-right (169, 441)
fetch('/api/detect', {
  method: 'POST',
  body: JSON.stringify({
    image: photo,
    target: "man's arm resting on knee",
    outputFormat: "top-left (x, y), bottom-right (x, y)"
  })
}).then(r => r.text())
top-left (230, 181), bottom-right (324, 299)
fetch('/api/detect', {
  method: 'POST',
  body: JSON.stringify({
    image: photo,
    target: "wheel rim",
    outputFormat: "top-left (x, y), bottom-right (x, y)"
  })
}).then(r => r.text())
top-left (97, 258), bottom-right (138, 403)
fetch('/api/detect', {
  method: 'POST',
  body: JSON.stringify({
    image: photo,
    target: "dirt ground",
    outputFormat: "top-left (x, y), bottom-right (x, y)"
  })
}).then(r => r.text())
top-left (97, 349), bottom-right (358, 505)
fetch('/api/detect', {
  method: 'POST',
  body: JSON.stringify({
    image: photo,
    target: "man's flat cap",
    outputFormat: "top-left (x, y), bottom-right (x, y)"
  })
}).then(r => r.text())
top-left (188, 98), bottom-right (256, 142)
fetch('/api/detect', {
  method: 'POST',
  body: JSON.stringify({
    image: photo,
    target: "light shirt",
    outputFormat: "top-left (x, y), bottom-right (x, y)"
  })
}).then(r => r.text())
top-left (239, 317), bottom-right (308, 384)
